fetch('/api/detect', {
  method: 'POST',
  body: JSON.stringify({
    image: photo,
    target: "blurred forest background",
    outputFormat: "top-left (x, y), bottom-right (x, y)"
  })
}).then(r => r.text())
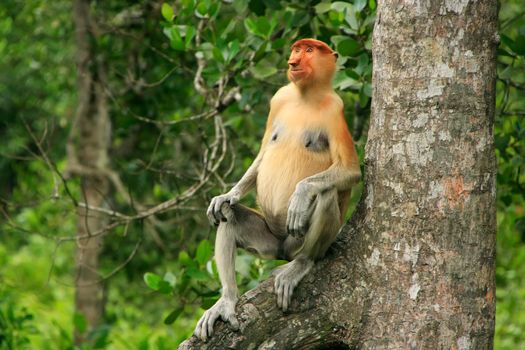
top-left (0, 0), bottom-right (523, 349)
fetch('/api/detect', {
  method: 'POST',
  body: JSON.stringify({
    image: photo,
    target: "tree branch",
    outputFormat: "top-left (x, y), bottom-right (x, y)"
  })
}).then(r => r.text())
top-left (179, 222), bottom-right (368, 350)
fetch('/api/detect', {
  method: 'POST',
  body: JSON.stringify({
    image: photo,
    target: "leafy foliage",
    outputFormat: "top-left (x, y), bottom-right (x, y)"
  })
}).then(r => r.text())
top-left (494, 2), bottom-right (525, 349)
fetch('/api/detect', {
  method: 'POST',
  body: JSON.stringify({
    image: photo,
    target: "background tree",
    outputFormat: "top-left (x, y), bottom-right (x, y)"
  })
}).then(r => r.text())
top-left (68, 0), bottom-right (112, 342)
top-left (0, 0), bottom-right (523, 349)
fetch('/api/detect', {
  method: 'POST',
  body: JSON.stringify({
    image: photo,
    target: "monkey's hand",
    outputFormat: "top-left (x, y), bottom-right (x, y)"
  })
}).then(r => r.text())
top-left (194, 296), bottom-right (239, 341)
top-left (207, 190), bottom-right (241, 226)
top-left (286, 182), bottom-right (317, 237)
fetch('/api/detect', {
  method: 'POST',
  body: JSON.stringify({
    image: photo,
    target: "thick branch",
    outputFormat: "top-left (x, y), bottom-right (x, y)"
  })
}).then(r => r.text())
top-left (179, 214), bottom-right (369, 349)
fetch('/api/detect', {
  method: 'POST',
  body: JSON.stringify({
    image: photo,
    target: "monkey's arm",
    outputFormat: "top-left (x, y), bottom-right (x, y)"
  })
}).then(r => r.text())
top-left (207, 104), bottom-right (278, 225)
top-left (286, 164), bottom-right (360, 236)
top-left (287, 113), bottom-right (360, 236)
top-left (299, 163), bottom-right (361, 193)
top-left (207, 153), bottom-right (264, 225)
top-left (304, 110), bottom-right (360, 191)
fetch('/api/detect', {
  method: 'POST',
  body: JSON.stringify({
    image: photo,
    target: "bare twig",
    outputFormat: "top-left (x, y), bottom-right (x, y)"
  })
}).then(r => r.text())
top-left (22, 118), bottom-right (60, 199)
top-left (104, 85), bottom-right (220, 126)
top-left (194, 19), bottom-right (209, 97)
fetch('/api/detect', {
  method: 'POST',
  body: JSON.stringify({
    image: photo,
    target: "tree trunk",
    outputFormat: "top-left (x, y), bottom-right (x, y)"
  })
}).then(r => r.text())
top-left (70, 0), bottom-right (111, 344)
top-left (180, 0), bottom-right (498, 348)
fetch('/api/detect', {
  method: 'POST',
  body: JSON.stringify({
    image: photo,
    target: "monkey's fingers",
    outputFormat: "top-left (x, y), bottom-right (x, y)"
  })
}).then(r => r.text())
top-left (213, 199), bottom-right (227, 223)
top-left (281, 284), bottom-right (288, 311)
top-left (202, 312), bottom-right (213, 341)
top-left (222, 313), bottom-right (240, 331)
top-left (229, 195), bottom-right (239, 206)
top-left (195, 312), bottom-right (209, 341)
top-left (282, 283), bottom-right (294, 312)
top-left (286, 211), bottom-right (296, 236)
top-left (206, 200), bottom-right (219, 226)
top-left (206, 310), bottom-right (219, 340)
top-left (275, 277), bottom-right (284, 309)
top-left (289, 210), bottom-right (303, 237)
top-left (295, 214), bottom-right (309, 237)
top-left (293, 213), bottom-right (304, 237)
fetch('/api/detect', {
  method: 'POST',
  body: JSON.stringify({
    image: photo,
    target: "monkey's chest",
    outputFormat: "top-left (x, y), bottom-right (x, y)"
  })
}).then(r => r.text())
top-left (269, 125), bottom-right (330, 153)
top-left (257, 125), bottom-right (332, 219)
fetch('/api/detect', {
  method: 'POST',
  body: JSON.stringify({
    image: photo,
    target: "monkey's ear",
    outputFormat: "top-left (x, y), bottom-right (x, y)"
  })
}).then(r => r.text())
top-left (333, 52), bottom-right (339, 59)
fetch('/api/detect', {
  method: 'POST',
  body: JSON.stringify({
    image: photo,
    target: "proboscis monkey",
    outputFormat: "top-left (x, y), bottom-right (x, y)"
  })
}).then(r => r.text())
top-left (194, 38), bottom-right (361, 341)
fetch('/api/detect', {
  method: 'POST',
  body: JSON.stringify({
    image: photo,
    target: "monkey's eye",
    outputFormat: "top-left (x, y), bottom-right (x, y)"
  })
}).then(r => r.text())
top-left (306, 46), bottom-right (314, 53)
top-left (295, 48), bottom-right (301, 53)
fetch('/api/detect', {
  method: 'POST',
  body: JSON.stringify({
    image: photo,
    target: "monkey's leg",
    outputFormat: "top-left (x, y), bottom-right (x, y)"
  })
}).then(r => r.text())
top-left (194, 203), bottom-right (282, 341)
top-left (274, 189), bottom-right (341, 311)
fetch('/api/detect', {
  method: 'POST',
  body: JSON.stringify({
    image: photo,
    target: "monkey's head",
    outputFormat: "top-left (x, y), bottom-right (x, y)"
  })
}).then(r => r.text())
top-left (287, 38), bottom-right (338, 88)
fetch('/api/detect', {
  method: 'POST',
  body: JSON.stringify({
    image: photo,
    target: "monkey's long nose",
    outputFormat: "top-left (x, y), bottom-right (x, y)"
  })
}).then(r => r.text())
top-left (288, 57), bottom-right (300, 67)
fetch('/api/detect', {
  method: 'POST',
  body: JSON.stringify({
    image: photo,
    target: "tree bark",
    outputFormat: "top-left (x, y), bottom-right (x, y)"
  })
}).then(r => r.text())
top-left (70, 0), bottom-right (111, 344)
top-left (180, 0), bottom-right (498, 348)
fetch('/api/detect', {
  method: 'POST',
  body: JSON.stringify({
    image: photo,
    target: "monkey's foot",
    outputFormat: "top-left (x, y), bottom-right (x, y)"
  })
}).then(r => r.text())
top-left (273, 258), bottom-right (314, 312)
top-left (194, 297), bottom-right (239, 341)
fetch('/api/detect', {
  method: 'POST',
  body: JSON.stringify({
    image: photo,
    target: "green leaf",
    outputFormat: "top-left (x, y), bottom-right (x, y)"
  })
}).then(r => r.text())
top-left (169, 27), bottom-right (185, 51)
top-left (244, 18), bottom-right (258, 36)
top-left (250, 59), bottom-right (278, 79)
top-left (253, 41), bottom-right (269, 61)
top-left (179, 251), bottom-right (192, 266)
top-left (195, 1), bottom-right (209, 18)
top-left (369, 0), bottom-right (377, 10)
top-left (196, 239), bottom-right (212, 265)
top-left (272, 38), bottom-right (287, 50)
top-left (355, 53), bottom-right (370, 75)
top-left (202, 296), bottom-right (220, 309)
top-left (337, 38), bottom-right (361, 57)
top-left (233, 0), bottom-right (248, 13)
top-left (328, 10), bottom-right (344, 26)
top-left (315, 2), bottom-right (332, 14)
top-left (359, 87), bottom-right (370, 106)
top-left (208, 2), bottom-right (221, 18)
top-left (227, 40), bottom-right (240, 63)
top-left (344, 10), bottom-right (359, 31)
top-left (331, 1), bottom-right (353, 13)
top-left (157, 280), bottom-right (173, 294)
top-left (212, 47), bottom-right (225, 63)
top-left (144, 272), bottom-right (162, 290)
top-left (185, 25), bottom-right (196, 48)
top-left (497, 48), bottom-right (515, 58)
top-left (499, 66), bottom-right (516, 80)
top-left (244, 17), bottom-right (272, 39)
top-left (334, 71), bottom-right (361, 90)
top-left (363, 82), bottom-right (372, 97)
top-left (257, 17), bottom-right (272, 38)
top-left (164, 271), bottom-right (176, 286)
top-left (177, 275), bottom-right (191, 293)
top-left (186, 267), bottom-right (210, 280)
top-left (164, 307), bottom-right (184, 325)
top-left (161, 3), bottom-right (174, 22)
top-left (73, 313), bottom-right (87, 333)
top-left (509, 34), bottom-right (525, 56)
top-left (500, 34), bottom-right (515, 48)
top-left (346, 69), bottom-right (360, 80)
top-left (355, 0), bottom-right (367, 11)
top-left (331, 35), bottom-right (348, 45)
top-left (92, 328), bottom-right (110, 349)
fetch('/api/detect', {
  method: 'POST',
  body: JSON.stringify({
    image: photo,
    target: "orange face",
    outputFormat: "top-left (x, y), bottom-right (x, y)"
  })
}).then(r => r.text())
top-left (287, 39), bottom-right (337, 87)
top-left (287, 45), bottom-right (314, 83)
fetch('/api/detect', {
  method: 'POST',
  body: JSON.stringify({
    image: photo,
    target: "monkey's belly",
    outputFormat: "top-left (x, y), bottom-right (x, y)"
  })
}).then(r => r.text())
top-left (256, 145), bottom-right (331, 236)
